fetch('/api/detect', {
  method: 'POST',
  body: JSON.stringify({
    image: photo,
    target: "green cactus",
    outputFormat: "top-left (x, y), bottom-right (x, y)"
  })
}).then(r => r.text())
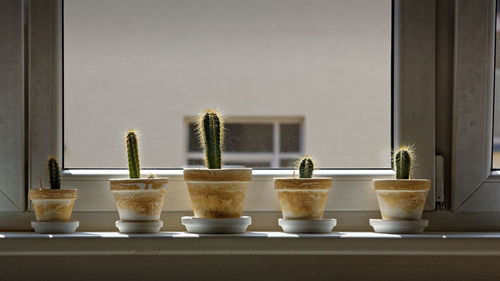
top-left (394, 145), bottom-right (414, 179)
top-left (47, 156), bottom-right (61, 189)
top-left (126, 129), bottom-right (140, 178)
top-left (197, 109), bottom-right (223, 169)
top-left (298, 156), bottom-right (314, 178)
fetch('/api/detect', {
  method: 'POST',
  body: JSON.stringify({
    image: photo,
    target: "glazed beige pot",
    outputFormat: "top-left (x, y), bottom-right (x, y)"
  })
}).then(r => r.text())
top-left (29, 189), bottom-right (78, 222)
top-left (109, 178), bottom-right (168, 221)
top-left (183, 168), bottom-right (252, 218)
top-left (373, 179), bottom-right (431, 220)
top-left (274, 178), bottom-right (332, 220)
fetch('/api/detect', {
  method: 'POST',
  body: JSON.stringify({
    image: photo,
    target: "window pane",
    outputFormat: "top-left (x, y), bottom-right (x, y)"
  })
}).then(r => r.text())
top-left (189, 122), bottom-right (274, 152)
top-left (187, 159), bottom-right (204, 167)
top-left (188, 123), bottom-right (201, 152)
top-left (63, 0), bottom-right (392, 169)
top-left (224, 123), bottom-right (273, 152)
top-left (188, 159), bottom-right (270, 168)
top-left (280, 159), bottom-right (297, 168)
top-left (224, 161), bottom-right (271, 168)
top-left (280, 124), bottom-right (301, 153)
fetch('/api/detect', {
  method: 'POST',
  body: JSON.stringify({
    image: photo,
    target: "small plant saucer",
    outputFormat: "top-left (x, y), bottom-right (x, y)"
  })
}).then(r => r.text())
top-left (278, 218), bottom-right (337, 234)
top-left (181, 216), bottom-right (251, 234)
top-left (369, 219), bottom-right (428, 234)
top-left (115, 220), bottom-right (163, 234)
top-left (31, 221), bottom-right (79, 234)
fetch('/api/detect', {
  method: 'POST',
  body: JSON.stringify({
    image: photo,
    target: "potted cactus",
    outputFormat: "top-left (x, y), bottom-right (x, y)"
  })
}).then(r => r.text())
top-left (29, 156), bottom-right (79, 233)
top-left (373, 146), bottom-right (431, 220)
top-left (274, 157), bottom-right (335, 233)
top-left (182, 109), bottom-right (252, 233)
top-left (370, 146), bottom-right (431, 233)
top-left (109, 129), bottom-right (169, 233)
top-left (274, 157), bottom-right (332, 220)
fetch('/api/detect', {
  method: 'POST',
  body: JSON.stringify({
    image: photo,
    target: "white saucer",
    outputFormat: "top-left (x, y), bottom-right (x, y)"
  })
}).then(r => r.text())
top-left (31, 221), bottom-right (79, 234)
top-left (181, 216), bottom-right (251, 234)
top-left (115, 220), bottom-right (163, 233)
top-left (278, 218), bottom-right (337, 234)
top-left (369, 219), bottom-right (428, 234)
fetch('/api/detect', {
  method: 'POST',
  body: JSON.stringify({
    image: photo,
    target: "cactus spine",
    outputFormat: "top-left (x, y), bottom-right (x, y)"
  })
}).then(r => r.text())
top-left (394, 145), bottom-right (414, 179)
top-left (126, 129), bottom-right (140, 178)
top-left (47, 156), bottom-right (61, 189)
top-left (198, 109), bottom-right (223, 169)
top-left (298, 157), bottom-right (314, 178)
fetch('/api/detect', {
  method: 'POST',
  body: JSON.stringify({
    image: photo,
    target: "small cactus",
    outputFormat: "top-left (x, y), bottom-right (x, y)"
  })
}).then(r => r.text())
top-left (47, 156), bottom-right (61, 189)
top-left (394, 145), bottom-right (414, 179)
top-left (197, 109), bottom-right (223, 169)
top-left (126, 129), bottom-right (140, 178)
top-left (298, 156), bottom-right (314, 178)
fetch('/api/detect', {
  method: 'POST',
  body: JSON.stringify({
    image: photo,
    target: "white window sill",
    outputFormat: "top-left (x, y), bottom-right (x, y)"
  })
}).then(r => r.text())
top-left (62, 168), bottom-right (395, 180)
top-left (2, 232), bottom-right (500, 256)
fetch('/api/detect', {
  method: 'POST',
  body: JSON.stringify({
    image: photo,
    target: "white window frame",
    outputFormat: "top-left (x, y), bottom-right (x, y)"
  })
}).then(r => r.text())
top-left (0, 0), bottom-right (26, 212)
top-left (0, 0), bottom-right (439, 230)
top-left (451, 0), bottom-right (500, 211)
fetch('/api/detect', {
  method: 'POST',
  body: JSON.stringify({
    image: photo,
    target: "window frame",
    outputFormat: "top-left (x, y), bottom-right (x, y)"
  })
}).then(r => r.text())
top-left (0, 0), bottom-right (26, 212)
top-left (0, 0), bottom-right (438, 230)
top-left (451, 0), bottom-right (500, 211)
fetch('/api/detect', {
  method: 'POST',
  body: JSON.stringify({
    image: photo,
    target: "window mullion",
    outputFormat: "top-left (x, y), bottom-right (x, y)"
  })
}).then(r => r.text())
top-left (272, 121), bottom-right (280, 168)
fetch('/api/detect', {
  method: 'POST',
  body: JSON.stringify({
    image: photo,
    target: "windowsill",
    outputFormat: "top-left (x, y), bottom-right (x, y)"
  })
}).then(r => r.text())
top-left (62, 169), bottom-right (395, 180)
top-left (2, 231), bottom-right (500, 256)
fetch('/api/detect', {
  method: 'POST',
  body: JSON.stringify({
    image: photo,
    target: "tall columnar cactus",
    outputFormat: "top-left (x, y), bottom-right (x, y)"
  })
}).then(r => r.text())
top-left (298, 157), bottom-right (314, 178)
top-left (394, 145), bottom-right (414, 179)
top-left (198, 109), bottom-right (223, 169)
top-left (126, 129), bottom-right (140, 178)
top-left (47, 156), bottom-right (61, 190)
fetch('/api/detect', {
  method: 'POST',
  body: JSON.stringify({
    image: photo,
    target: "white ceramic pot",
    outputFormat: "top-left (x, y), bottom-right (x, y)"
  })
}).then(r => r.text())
top-left (372, 179), bottom-right (431, 220)
top-left (29, 189), bottom-right (78, 222)
top-left (109, 178), bottom-right (168, 221)
top-left (274, 178), bottom-right (332, 220)
top-left (183, 168), bottom-right (252, 218)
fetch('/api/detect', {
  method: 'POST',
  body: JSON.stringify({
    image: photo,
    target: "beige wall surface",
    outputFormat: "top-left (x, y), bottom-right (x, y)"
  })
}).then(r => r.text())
top-left (63, 0), bottom-right (391, 169)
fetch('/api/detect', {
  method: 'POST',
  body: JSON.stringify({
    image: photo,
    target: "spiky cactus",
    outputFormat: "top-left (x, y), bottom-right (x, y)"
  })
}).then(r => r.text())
top-left (394, 145), bottom-right (414, 179)
top-left (126, 129), bottom-right (140, 178)
top-left (47, 156), bottom-right (61, 189)
top-left (298, 157), bottom-right (314, 178)
top-left (197, 109), bottom-right (223, 169)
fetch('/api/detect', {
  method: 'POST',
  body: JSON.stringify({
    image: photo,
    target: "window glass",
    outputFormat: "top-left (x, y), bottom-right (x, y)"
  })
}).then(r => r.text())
top-left (280, 159), bottom-right (297, 168)
top-left (187, 119), bottom-right (301, 167)
top-left (280, 124), bottom-right (301, 153)
top-left (63, 0), bottom-right (392, 169)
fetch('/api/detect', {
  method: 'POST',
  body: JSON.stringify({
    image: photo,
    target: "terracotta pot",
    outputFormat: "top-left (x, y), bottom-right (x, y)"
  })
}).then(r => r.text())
top-left (183, 168), bottom-right (252, 218)
top-left (29, 189), bottom-right (78, 222)
top-left (109, 178), bottom-right (168, 221)
top-left (274, 178), bottom-right (332, 220)
top-left (373, 179), bottom-right (431, 220)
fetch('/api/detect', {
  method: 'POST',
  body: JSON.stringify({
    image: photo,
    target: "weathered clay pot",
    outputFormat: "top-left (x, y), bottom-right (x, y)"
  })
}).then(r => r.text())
top-left (109, 178), bottom-right (168, 221)
top-left (183, 168), bottom-right (252, 218)
top-left (373, 179), bottom-right (431, 220)
top-left (274, 178), bottom-right (332, 220)
top-left (29, 189), bottom-right (78, 222)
